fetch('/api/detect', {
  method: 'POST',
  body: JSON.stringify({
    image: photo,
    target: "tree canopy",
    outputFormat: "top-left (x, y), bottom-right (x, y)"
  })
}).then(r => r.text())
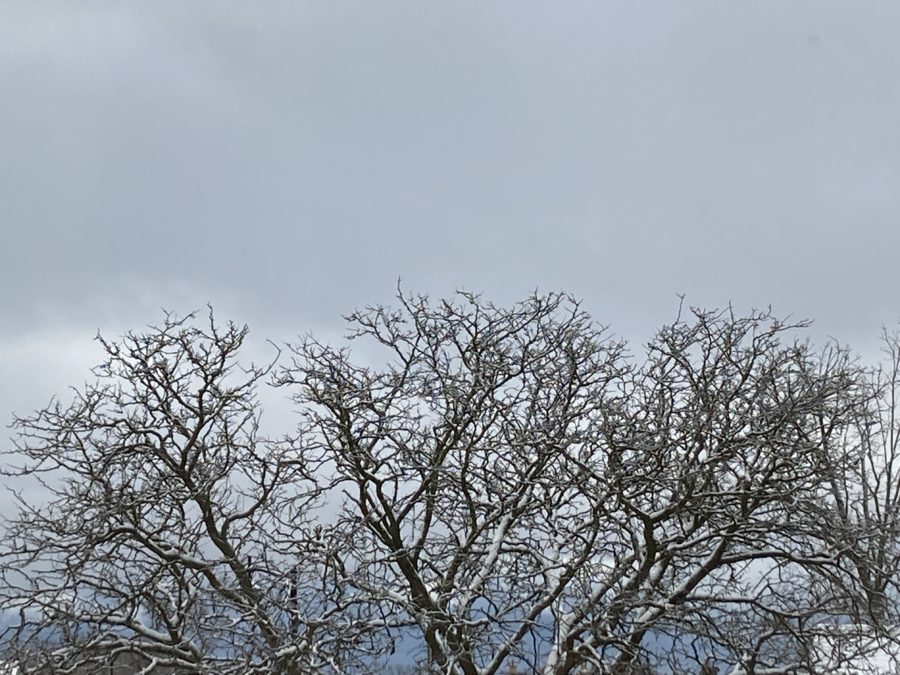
top-left (3, 292), bottom-right (900, 674)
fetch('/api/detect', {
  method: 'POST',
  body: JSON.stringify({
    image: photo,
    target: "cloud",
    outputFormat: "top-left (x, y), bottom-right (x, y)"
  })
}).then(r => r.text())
top-left (2, 1), bottom-right (900, 371)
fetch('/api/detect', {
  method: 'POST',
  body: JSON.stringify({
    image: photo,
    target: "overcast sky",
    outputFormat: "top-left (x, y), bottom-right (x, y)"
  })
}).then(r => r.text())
top-left (3, 2), bottom-right (900, 437)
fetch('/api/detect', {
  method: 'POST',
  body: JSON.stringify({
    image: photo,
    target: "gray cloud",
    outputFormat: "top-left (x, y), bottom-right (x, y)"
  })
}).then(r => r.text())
top-left (3, 1), bottom-right (900, 425)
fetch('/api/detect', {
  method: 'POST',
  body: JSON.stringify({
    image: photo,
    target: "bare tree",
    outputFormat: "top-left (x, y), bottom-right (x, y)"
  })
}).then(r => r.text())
top-left (0, 312), bottom-right (389, 674)
top-left (820, 328), bottom-right (900, 626)
top-left (2, 293), bottom-right (897, 674)
top-left (777, 328), bottom-right (900, 674)
top-left (275, 293), bottom-right (881, 674)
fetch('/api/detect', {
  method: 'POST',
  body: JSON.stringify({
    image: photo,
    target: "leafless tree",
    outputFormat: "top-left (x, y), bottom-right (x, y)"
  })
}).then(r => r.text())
top-left (818, 328), bottom-right (900, 626)
top-left (275, 293), bottom-right (884, 674)
top-left (3, 293), bottom-right (898, 674)
top-left (773, 328), bottom-right (900, 674)
top-left (0, 312), bottom-right (390, 674)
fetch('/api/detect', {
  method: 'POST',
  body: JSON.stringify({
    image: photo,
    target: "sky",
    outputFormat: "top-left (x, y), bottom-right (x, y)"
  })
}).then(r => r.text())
top-left (3, 1), bottom-right (900, 443)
